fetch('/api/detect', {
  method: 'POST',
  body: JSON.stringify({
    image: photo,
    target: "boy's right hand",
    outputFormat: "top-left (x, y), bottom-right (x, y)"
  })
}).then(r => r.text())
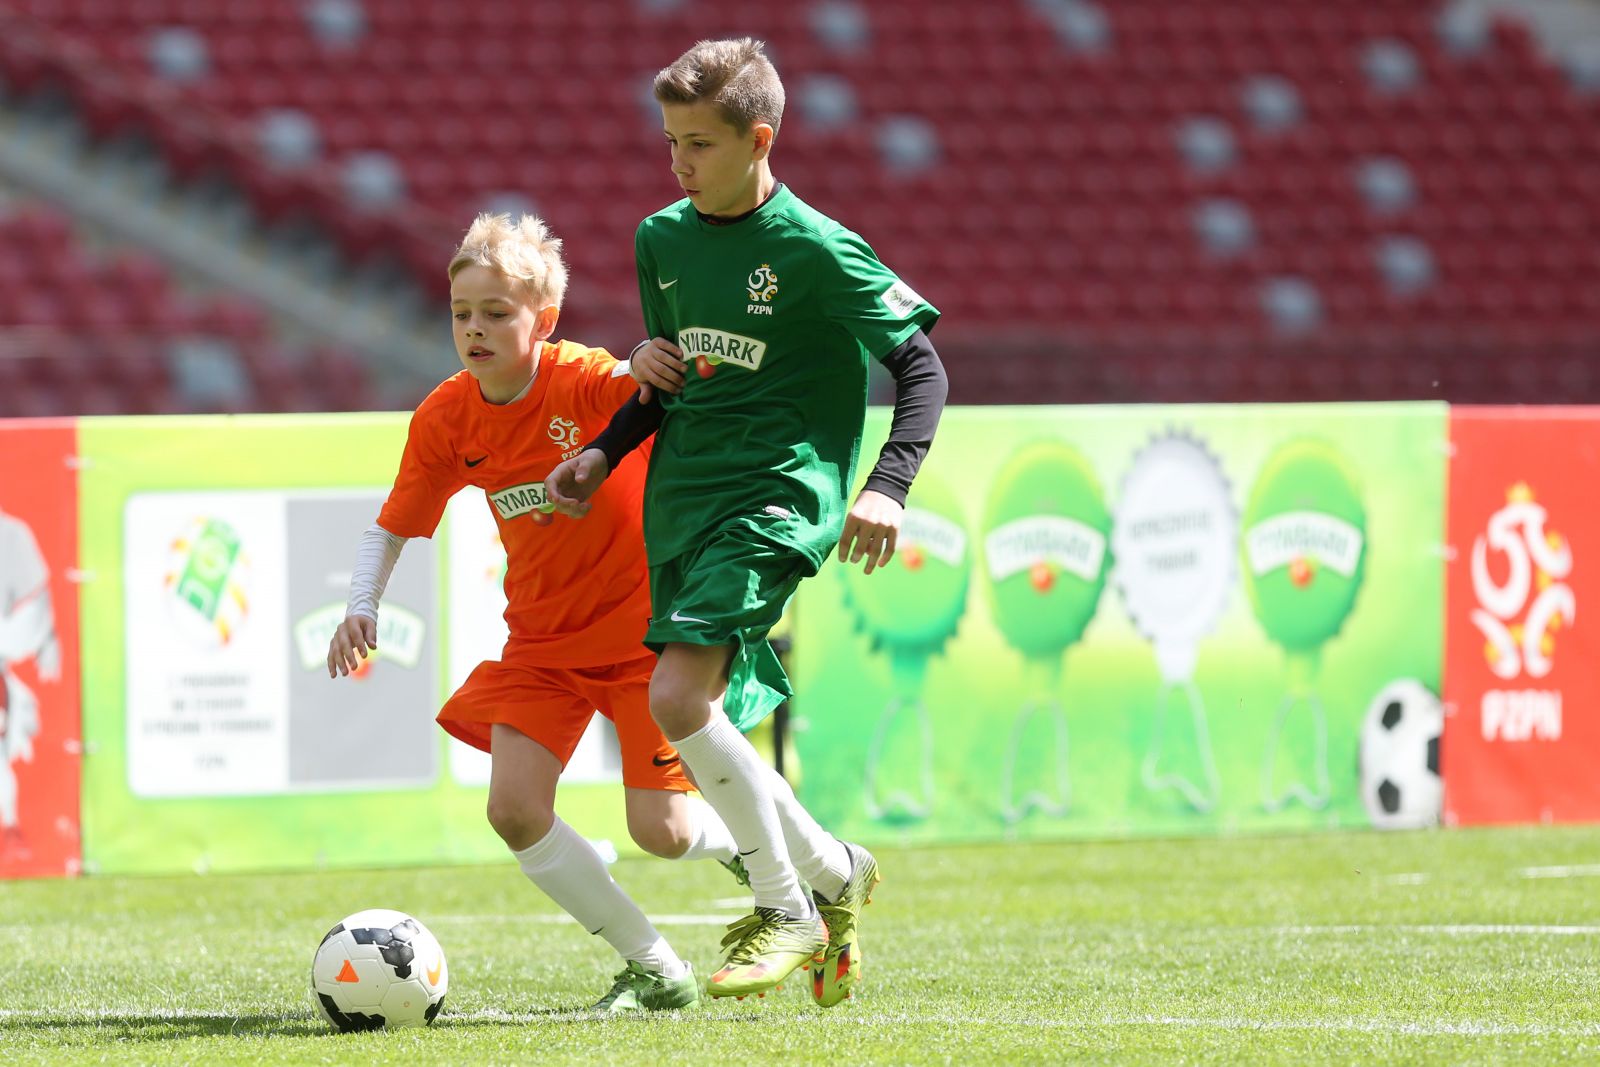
top-left (629, 337), bottom-right (687, 403)
top-left (328, 614), bottom-right (378, 678)
top-left (545, 450), bottom-right (611, 517)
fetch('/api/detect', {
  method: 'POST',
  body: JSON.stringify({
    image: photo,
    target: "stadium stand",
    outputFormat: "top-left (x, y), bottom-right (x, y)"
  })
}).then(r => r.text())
top-left (0, 0), bottom-right (1596, 413)
top-left (0, 196), bottom-right (379, 415)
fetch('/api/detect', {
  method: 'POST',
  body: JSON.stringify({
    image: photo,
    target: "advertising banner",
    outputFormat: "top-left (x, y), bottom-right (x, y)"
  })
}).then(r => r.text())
top-left (121, 489), bottom-right (439, 797)
top-left (78, 416), bottom-right (632, 875)
top-left (0, 419), bottom-right (80, 878)
top-left (1443, 408), bottom-right (1600, 824)
top-left (791, 404), bottom-right (1449, 844)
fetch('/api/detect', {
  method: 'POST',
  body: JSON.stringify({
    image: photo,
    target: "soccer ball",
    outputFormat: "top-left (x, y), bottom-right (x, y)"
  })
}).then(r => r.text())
top-left (1358, 679), bottom-right (1443, 830)
top-left (311, 909), bottom-right (448, 1032)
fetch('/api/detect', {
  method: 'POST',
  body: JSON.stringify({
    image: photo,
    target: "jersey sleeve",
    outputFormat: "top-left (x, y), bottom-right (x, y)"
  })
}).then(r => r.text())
top-left (819, 229), bottom-right (940, 356)
top-left (574, 346), bottom-right (641, 423)
top-left (636, 224), bottom-right (672, 341)
top-left (376, 401), bottom-right (464, 539)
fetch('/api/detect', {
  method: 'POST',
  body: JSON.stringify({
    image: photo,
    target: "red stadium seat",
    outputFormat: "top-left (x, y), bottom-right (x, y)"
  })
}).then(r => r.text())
top-left (0, 0), bottom-right (1593, 404)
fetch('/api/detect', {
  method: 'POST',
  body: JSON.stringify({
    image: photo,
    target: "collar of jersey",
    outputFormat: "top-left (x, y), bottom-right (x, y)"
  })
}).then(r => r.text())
top-left (693, 182), bottom-right (789, 232)
top-left (469, 340), bottom-right (559, 417)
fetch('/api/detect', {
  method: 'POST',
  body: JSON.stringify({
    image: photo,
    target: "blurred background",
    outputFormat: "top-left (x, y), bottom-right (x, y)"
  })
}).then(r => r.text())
top-left (0, 0), bottom-right (1597, 419)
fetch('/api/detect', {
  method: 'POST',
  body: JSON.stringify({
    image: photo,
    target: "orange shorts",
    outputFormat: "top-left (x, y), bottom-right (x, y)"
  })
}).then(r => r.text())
top-left (437, 653), bottom-right (690, 792)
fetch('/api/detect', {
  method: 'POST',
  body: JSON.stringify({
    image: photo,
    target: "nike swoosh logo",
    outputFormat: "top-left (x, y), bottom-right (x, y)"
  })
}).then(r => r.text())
top-left (426, 958), bottom-right (442, 985)
top-left (465, 455), bottom-right (487, 468)
top-left (652, 754), bottom-right (681, 767)
top-left (738, 848), bottom-right (760, 857)
top-left (657, 277), bottom-right (678, 290)
top-left (669, 609), bottom-right (709, 625)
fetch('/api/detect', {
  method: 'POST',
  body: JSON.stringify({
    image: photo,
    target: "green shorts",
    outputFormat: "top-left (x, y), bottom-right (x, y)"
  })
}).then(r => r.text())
top-left (646, 526), bottom-right (810, 733)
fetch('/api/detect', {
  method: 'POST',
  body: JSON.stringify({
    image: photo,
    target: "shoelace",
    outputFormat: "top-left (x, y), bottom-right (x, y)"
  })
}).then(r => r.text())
top-left (720, 856), bottom-right (753, 888)
top-left (719, 907), bottom-right (789, 966)
top-left (596, 962), bottom-right (659, 1007)
top-left (815, 897), bottom-right (855, 947)
top-left (816, 861), bottom-right (866, 947)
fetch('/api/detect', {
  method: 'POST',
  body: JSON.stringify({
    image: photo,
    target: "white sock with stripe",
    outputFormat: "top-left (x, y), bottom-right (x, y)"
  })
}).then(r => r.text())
top-left (512, 817), bottom-right (686, 978)
top-left (670, 716), bottom-right (811, 918)
top-left (764, 764), bottom-right (850, 902)
top-left (674, 792), bottom-right (738, 865)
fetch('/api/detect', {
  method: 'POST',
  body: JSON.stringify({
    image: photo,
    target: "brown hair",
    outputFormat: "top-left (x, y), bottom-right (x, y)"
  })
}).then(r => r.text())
top-left (653, 37), bottom-right (785, 136)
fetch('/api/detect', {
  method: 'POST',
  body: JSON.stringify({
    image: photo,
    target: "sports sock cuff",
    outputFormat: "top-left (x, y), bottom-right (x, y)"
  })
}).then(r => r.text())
top-left (678, 793), bottom-right (737, 864)
top-left (511, 817), bottom-right (569, 871)
top-left (667, 718), bottom-right (719, 748)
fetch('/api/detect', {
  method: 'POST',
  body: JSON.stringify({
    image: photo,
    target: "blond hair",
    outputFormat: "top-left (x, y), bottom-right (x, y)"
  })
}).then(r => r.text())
top-left (447, 212), bottom-right (568, 308)
top-left (653, 37), bottom-right (785, 136)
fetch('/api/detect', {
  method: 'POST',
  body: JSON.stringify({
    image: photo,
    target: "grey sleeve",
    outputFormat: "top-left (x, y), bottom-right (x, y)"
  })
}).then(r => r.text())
top-left (346, 523), bottom-right (407, 622)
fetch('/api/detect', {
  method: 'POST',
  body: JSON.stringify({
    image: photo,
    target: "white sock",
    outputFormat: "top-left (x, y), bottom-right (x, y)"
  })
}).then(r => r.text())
top-left (765, 765), bottom-right (850, 902)
top-left (671, 717), bottom-right (810, 918)
top-left (512, 818), bottom-right (686, 978)
top-left (675, 793), bottom-right (737, 865)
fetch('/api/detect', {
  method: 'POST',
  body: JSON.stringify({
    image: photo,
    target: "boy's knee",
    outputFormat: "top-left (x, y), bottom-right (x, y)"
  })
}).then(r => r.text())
top-left (649, 672), bottom-right (704, 739)
top-left (486, 794), bottom-right (554, 852)
top-left (629, 818), bottom-right (690, 859)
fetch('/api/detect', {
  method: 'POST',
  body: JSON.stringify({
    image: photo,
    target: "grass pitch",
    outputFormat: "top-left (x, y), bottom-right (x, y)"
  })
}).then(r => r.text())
top-left (3, 826), bottom-right (1599, 1065)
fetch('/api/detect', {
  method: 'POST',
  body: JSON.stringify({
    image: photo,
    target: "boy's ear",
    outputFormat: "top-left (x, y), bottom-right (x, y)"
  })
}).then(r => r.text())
top-left (752, 123), bottom-right (775, 161)
top-left (534, 305), bottom-right (560, 340)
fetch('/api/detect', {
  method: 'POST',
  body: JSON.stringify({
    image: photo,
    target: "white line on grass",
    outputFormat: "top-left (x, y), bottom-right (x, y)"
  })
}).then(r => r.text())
top-left (1517, 864), bottom-right (1600, 879)
top-left (1376, 872), bottom-right (1431, 885)
top-left (3, 1008), bottom-right (1597, 1038)
top-left (1274, 924), bottom-right (1600, 936)
top-left (1102, 1016), bottom-right (1600, 1037)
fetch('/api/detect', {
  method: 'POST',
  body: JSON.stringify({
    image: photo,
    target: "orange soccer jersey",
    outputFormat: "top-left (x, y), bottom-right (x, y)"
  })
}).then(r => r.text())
top-left (378, 339), bottom-right (652, 668)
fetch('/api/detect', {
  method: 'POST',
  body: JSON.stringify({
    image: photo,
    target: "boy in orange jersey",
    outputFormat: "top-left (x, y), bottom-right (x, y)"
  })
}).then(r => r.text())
top-left (326, 212), bottom-right (741, 1012)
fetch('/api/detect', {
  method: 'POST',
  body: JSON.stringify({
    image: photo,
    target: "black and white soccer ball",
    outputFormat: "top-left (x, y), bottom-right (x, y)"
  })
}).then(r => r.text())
top-left (1358, 679), bottom-right (1443, 830)
top-left (311, 909), bottom-right (448, 1032)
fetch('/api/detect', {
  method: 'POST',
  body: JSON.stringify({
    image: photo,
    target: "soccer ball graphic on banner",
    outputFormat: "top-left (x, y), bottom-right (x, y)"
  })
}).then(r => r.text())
top-left (1358, 679), bottom-right (1444, 830)
top-left (311, 909), bottom-right (448, 1031)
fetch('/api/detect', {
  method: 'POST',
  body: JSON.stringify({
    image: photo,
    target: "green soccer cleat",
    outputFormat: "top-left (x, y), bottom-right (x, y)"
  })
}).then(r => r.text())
top-left (719, 854), bottom-right (753, 889)
top-left (809, 842), bottom-right (882, 1006)
top-left (706, 907), bottom-right (827, 1000)
top-left (591, 960), bottom-right (700, 1012)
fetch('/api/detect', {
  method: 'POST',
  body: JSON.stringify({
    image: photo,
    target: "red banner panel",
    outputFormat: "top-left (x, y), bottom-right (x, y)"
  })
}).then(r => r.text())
top-left (0, 419), bottom-right (80, 877)
top-left (1444, 407), bottom-right (1600, 824)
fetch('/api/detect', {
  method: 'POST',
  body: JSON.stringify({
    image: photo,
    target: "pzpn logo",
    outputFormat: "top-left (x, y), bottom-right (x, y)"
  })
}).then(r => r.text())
top-left (746, 264), bottom-right (778, 316)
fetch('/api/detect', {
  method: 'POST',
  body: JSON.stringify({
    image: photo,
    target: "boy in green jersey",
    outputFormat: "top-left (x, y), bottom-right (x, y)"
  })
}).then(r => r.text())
top-left (547, 38), bottom-right (948, 1003)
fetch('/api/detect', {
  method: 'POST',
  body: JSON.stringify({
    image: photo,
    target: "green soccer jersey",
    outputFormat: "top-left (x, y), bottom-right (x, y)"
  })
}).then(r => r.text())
top-left (635, 184), bottom-right (940, 568)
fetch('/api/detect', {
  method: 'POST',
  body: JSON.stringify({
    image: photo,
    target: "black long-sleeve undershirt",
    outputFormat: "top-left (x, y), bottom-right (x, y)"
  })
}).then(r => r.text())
top-left (861, 328), bottom-right (947, 503)
top-left (587, 328), bottom-right (948, 504)
top-left (588, 389), bottom-right (663, 472)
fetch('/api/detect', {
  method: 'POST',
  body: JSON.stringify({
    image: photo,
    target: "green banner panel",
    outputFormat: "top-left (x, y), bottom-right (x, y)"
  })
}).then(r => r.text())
top-left (791, 403), bottom-right (1448, 844)
top-left (78, 415), bottom-right (633, 875)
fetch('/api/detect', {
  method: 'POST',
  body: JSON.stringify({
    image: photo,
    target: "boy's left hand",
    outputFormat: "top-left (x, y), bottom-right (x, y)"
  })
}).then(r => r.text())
top-left (629, 337), bottom-right (687, 403)
top-left (545, 450), bottom-right (610, 517)
top-left (838, 489), bottom-right (902, 575)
